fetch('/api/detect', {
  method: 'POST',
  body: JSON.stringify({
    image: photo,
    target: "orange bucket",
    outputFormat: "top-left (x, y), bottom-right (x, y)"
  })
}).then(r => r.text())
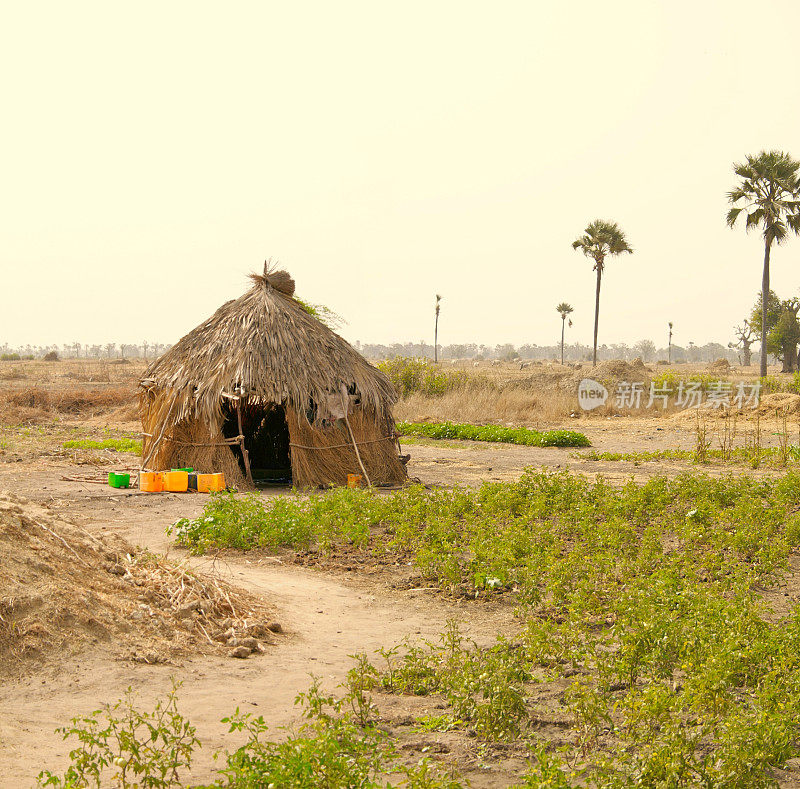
top-left (197, 472), bottom-right (225, 493)
top-left (139, 471), bottom-right (163, 493)
top-left (347, 473), bottom-right (363, 489)
top-left (163, 470), bottom-right (189, 492)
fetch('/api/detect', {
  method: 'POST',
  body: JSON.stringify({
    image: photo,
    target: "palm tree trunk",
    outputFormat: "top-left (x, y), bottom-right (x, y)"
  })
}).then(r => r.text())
top-left (760, 240), bottom-right (771, 378)
top-left (592, 267), bottom-right (602, 368)
top-left (561, 317), bottom-right (565, 365)
top-left (434, 313), bottom-right (439, 364)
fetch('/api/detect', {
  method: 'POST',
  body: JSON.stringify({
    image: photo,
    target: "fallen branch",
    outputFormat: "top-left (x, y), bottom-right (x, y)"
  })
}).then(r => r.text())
top-left (33, 520), bottom-right (90, 568)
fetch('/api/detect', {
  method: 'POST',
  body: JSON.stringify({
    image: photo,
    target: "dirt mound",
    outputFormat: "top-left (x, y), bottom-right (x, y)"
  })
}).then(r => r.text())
top-left (505, 368), bottom-right (574, 392)
top-left (668, 391), bottom-right (800, 421)
top-left (592, 359), bottom-right (650, 383)
top-left (756, 392), bottom-right (800, 415)
top-left (708, 358), bottom-right (731, 373)
top-left (0, 492), bottom-right (279, 676)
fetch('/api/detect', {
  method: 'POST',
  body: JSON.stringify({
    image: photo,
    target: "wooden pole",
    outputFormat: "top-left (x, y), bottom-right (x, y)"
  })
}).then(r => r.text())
top-left (341, 390), bottom-right (371, 487)
top-left (236, 398), bottom-right (254, 486)
top-left (141, 397), bottom-right (177, 471)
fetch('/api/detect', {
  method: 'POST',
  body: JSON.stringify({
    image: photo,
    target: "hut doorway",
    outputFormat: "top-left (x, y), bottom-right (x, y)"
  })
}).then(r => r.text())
top-left (221, 401), bottom-right (292, 485)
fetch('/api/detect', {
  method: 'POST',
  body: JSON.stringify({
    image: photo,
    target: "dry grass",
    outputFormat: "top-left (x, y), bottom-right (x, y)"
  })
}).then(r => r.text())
top-left (393, 360), bottom-right (790, 426)
top-left (0, 385), bottom-right (138, 426)
top-left (394, 387), bottom-right (576, 426)
top-left (0, 358), bottom-right (147, 387)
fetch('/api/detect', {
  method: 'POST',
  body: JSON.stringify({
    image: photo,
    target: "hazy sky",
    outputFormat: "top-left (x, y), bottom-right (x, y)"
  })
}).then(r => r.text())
top-left (3, 1), bottom-right (800, 352)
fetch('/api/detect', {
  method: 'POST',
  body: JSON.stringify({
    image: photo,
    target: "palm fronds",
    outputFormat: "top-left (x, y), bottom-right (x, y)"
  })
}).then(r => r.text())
top-left (727, 150), bottom-right (800, 245)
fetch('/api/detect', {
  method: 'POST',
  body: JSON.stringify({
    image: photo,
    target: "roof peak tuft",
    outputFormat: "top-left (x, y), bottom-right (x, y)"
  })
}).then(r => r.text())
top-left (248, 260), bottom-right (295, 296)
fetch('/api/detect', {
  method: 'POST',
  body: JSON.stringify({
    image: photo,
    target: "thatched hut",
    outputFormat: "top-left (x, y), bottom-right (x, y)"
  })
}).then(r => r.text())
top-left (139, 266), bottom-right (408, 488)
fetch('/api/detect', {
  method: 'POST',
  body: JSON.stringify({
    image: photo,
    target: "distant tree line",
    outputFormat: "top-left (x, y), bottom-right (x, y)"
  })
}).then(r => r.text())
top-left (0, 338), bottom-right (762, 367)
top-left (356, 340), bottom-right (745, 365)
top-left (0, 342), bottom-right (172, 360)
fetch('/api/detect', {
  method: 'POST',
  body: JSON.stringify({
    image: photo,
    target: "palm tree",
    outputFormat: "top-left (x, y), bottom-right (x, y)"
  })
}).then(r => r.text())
top-left (668, 322), bottom-right (673, 364)
top-left (434, 294), bottom-right (442, 363)
top-left (572, 220), bottom-right (633, 367)
top-left (556, 302), bottom-right (573, 364)
top-left (727, 150), bottom-right (800, 377)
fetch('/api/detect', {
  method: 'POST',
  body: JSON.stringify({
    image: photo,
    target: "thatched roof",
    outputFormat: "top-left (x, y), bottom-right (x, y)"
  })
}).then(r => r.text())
top-left (139, 266), bottom-right (397, 425)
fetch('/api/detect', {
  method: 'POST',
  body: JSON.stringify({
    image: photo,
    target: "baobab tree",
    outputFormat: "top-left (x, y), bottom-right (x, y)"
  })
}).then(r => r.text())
top-left (727, 150), bottom-right (800, 377)
top-left (732, 321), bottom-right (755, 367)
top-left (572, 220), bottom-right (633, 367)
top-left (556, 302), bottom-right (573, 365)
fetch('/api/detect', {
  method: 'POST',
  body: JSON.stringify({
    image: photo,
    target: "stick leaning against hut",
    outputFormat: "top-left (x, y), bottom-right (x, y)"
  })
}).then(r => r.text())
top-left (139, 264), bottom-right (408, 488)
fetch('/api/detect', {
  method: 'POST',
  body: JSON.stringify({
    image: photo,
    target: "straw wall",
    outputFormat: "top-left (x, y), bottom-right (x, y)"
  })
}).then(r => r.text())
top-left (141, 392), bottom-right (246, 486)
top-left (142, 391), bottom-right (407, 489)
top-left (287, 406), bottom-right (407, 488)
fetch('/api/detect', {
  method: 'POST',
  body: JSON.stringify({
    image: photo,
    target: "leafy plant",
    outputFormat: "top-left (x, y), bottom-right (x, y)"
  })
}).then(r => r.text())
top-left (164, 469), bottom-right (800, 783)
top-left (37, 682), bottom-right (199, 788)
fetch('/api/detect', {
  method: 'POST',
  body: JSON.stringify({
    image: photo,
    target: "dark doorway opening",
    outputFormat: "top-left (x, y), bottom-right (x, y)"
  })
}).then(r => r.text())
top-left (222, 401), bottom-right (292, 485)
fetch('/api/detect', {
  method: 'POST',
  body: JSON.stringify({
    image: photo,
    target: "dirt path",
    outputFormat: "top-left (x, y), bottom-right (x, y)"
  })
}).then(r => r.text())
top-left (0, 477), bottom-right (511, 788)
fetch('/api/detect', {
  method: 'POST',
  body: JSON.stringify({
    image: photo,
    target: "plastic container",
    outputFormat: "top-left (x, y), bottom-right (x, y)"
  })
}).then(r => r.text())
top-left (139, 471), bottom-right (164, 493)
top-left (108, 472), bottom-right (130, 489)
top-left (347, 473), bottom-right (363, 489)
top-left (197, 472), bottom-right (225, 493)
top-left (163, 470), bottom-right (189, 492)
top-left (171, 467), bottom-right (193, 473)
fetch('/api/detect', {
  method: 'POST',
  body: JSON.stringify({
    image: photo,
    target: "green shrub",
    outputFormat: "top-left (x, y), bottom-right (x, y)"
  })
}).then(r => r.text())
top-left (0, 353), bottom-right (20, 361)
top-left (169, 488), bottom-right (386, 553)
top-left (760, 374), bottom-right (785, 394)
top-left (377, 357), bottom-right (469, 397)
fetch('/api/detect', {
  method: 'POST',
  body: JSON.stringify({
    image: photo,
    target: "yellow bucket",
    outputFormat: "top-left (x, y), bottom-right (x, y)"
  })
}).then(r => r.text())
top-left (139, 471), bottom-right (164, 493)
top-left (197, 472), bottom-right (225, 493)
top-left (163, 470), bottom-right (188, 493)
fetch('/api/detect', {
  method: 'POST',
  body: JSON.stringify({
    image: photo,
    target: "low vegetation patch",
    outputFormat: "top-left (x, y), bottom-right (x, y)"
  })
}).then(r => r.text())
top-left (170, 471), bottom-right (800, 785)
top-left (397, 420), bottom-right (590, 447)
top-left (62, 437), bottom-right (142, 453)
top-left (39, 679), bottom-right (462, 788)
top-left (577, 445), bottom-right (800, 467)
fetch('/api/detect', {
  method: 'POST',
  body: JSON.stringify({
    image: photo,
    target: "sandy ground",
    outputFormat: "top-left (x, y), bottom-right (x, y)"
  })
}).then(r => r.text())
top-left (1, 413), bottom-right (798, 786)
top-left (0, 459), bottom-right (519, 787)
